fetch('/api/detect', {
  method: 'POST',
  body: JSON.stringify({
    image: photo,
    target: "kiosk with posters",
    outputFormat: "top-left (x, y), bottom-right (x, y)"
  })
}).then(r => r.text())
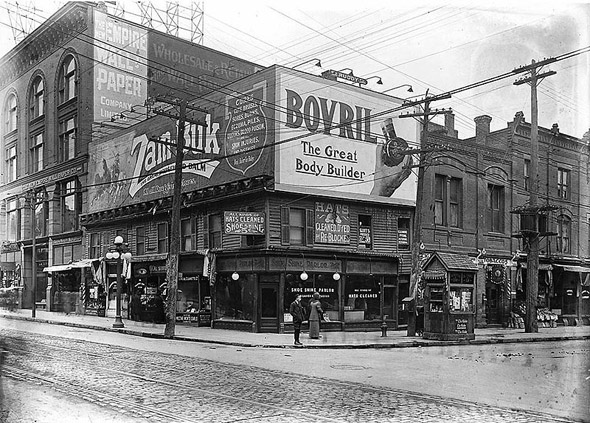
top-left (423, 252), bottom-right (478, 341)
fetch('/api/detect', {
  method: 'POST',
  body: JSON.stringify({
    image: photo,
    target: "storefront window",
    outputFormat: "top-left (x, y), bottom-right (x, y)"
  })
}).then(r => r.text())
top-left (283, 272), bottom-right (339, 319)
top-left (214, 273), bottom-right (255, 320)
top-left (345, 275), bottom-right (380, 321)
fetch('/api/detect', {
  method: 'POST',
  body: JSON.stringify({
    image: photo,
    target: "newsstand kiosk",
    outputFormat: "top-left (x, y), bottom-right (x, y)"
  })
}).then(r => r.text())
top-left (422, 252), bottom-right (478, 341)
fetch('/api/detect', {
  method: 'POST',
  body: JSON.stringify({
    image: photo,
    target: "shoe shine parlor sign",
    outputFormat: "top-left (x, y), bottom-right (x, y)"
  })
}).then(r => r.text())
top-left (277, 70), bottom-right (417, 204)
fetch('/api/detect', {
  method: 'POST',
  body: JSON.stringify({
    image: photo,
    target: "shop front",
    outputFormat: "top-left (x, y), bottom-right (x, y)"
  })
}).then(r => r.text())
top-left (43, 259), bottom-right (98, 313)
top-left (175, 254), bottom-right (211, 326)
top-left (211, 252), bottom-right (399, 333)
top-left (552, 264), bottom-right (590, 325)
top-left (128, 255), bottom-right (168, 323)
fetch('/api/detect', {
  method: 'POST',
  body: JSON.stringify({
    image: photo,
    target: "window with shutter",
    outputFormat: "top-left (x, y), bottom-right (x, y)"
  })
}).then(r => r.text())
top-left (281, 207), bottom-right (290, 245)
top-left (306, 209), bottom-right (314, 246)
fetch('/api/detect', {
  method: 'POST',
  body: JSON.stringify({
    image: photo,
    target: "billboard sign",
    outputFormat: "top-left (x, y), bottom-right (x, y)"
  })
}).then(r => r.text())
top-left (276, 69), bottom-right (418, 204)
top-left (87, 75), bottom-right (274, 212)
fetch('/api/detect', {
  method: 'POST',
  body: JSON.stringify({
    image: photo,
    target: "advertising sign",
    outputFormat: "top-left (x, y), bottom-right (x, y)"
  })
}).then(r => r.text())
top-left (93, 10), bottom-right (148, 124)
top-left (87, 75), bottom-right (273, 212)
top-left (314, 201), bottom-right (350, 245)
top-left (224, 211), bottom-right (265, 235)
top-left (276, 69), bottom-right (418, 204)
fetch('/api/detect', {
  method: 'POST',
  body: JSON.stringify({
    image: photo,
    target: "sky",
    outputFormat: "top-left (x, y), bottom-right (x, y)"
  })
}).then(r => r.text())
top-left (0, 0), bottom-right (588, 139)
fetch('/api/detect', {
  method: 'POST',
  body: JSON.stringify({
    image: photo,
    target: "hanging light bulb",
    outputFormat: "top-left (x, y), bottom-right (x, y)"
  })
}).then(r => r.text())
top-left (300, 271), bottom-right (308, 281)
top-left (333, 272), bottom-right (341, 281)
top-left (231, 272), bottom-right (240, 281)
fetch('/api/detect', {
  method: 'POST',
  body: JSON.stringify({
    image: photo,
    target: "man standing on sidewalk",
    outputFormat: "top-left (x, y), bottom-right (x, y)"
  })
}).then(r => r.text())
top-left (289, 294), bottom-right (305, 346)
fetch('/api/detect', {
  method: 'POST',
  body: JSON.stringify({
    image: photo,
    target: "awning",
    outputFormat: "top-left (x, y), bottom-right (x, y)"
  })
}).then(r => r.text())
top-left (43, 259), bottom-right (98, 273)
top-left (554, 264), bottom-right (590, 273)
top-left (0, 262), bottom-right (16, 271)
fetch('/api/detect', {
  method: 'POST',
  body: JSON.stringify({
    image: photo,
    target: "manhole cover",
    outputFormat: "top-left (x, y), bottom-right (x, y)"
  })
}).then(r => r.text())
top-left (330, 364), bottom-right (369, 371)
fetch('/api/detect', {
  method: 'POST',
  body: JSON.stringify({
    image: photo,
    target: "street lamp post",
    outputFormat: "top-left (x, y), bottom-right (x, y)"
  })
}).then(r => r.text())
top-left (27, 190), bottom-right (47, 318)
top-left (105, 236), bottom-right (132, 329)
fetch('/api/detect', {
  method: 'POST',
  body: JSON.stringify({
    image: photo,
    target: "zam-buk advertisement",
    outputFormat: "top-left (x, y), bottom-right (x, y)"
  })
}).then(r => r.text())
top-left (87, 84), bottom-right (272, 211)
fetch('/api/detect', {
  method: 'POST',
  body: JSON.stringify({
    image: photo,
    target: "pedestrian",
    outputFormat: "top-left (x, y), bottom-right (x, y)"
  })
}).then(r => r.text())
top-left (289, 294), bottom-right (305, 346)
top-left (153, 292), bottom-right (166, 324)
top-left (308, 292), bottom-right (323, 339)
top-left (130, 291), bottom-right (141, 321)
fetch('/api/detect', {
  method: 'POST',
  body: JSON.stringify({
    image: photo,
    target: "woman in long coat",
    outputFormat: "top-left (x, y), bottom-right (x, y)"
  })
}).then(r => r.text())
top-left (308, 292), bottom-right (323, 339)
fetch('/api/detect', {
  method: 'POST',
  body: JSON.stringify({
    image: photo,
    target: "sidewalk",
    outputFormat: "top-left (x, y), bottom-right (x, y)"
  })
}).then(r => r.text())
top-left (1, 308), bottom-right (589, 349)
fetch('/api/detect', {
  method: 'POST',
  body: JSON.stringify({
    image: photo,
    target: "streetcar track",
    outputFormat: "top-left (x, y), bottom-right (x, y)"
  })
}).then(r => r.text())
top-left (0, 328), bottom-right (580, 423)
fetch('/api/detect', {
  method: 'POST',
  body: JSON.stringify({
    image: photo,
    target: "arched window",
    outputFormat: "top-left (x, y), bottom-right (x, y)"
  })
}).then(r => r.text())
top-left (4, 93), bottom-right (17, 133)
top-left (29, 76), bottom-right (45, 119)
top-left (58, 56), bottom-right (77, 104)
top-left (557, 215), bottom-right (571, 254)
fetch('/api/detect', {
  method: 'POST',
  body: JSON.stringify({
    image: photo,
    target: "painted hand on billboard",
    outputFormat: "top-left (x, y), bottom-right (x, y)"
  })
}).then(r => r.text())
top-left (370, 118), bottom-right (413, 197)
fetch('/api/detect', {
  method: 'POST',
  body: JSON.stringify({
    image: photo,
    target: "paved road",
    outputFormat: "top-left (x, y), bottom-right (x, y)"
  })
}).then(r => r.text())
top-left (1, 323), bottom-right (587, 422)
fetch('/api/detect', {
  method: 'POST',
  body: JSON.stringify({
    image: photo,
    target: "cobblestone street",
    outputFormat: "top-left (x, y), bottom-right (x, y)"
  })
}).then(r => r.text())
top-left (1, 327), bottom-right (583, 423)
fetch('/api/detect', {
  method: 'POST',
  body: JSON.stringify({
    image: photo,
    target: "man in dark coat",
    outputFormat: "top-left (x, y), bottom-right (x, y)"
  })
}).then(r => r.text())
top-left (289, 294), bottom-right (305, 346)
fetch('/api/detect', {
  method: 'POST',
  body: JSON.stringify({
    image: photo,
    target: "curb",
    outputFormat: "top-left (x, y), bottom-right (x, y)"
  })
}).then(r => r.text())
top-left (2, 313), bottom-right (589, 349)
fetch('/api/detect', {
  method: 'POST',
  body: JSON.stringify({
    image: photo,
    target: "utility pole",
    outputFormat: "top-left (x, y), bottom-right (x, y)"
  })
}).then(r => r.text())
top-left (399, 90), bottom-right (452, 336)
top-left (513, 58), bottom-right (556, 333)
top-left (151, 97), bottom-right (205, 338)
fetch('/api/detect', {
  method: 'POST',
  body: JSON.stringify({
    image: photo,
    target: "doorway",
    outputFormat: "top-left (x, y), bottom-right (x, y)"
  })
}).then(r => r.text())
top-left (485, 284), bottom-right (501, 324)
top-left (259, 283), bottom-right (279, 333)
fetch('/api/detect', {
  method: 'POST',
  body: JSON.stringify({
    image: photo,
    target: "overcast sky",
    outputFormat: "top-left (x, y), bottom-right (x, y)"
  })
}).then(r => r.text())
top-left (1, 0), bottom-right (588, 139)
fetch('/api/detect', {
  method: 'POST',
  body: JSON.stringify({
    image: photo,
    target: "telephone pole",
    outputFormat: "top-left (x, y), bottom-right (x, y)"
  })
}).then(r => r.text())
top-left (151, 97), bottom-right (206, 338)
top-left (513, 58), bottom-right (556, 333)
top-left (399, 90), bottom-right (452, 336)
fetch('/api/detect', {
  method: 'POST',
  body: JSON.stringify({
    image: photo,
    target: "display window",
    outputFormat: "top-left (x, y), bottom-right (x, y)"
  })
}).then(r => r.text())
top-left (283, 272), bottom-right (339, 319)
top-left (449, 288), bottom-right (473, 312)
top-left (177, 277), bottom-right (210, 313)
top-left (215, 273), bottom-right (255, 320)
top-left (344, 275), bottom-right (380, 321)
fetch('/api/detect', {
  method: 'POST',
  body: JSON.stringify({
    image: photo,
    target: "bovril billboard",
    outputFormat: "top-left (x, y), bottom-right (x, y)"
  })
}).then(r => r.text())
top-left (275, 68), bottom-right (419, 204)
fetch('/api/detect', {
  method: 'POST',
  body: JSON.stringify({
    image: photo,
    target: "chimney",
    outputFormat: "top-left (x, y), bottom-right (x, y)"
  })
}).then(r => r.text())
top-left (474, 115), bottom-right (492, 144)
top-left (551, 123), bottom-right (559, 135)
top-left (444, 113), bottom-right (458, 138)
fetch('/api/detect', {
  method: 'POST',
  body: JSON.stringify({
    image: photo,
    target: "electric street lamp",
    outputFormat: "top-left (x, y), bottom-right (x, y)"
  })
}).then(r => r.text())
top-left (105, 236), bottom-right (132, 328)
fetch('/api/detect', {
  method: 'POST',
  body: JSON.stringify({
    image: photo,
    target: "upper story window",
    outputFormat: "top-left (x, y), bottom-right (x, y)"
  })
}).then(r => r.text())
top-left (5, 144), bottom-right (17, 182)
top-left (4, 94), bottom-right (18, 133)
top-left (488, 184), bottom-right (505, 233)
top-left (181, 217), bottom-right (195, 252)
top-left (556, 215), bottom-right (571, 254)
top-left (435, 174), bottom-right (463, 228)
top-left (59, 56), bottom-right (77, 104)
top-left (281, 207), bottom-right (313, 246)
top-left (30, 132), bottom-right (44, 173)
top-left (89, 233), bottom-right (102, 259)
top-left (6, 198), bottom-right (20, 241)
top-left (524, 159), bottom-right (530, 191)
top-left (157, 222), bottom-right (168, 253)
top-left (207, 214), bottom-right (222, 249)
top-left (398, 217), bottom-right (410, 250)
top-left (59, 178), bottom-right (81, 233)
top-left (557, 168), bottom-right (570, 200)
top-left (58, 116), bottom-right (76, 162)
top-left (29, 76), bottom-right (45, 119)
top-left (358, 215), bottom-right (372, 249)
top-left (136, 226), bottom-right (146, 255)
top-left (32, 189), bottom-right (49, 238)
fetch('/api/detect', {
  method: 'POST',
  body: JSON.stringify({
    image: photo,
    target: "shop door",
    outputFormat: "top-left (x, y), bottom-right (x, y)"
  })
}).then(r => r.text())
top-left (485, 284), bottom-right (501, 324)
top-left (259, 283), bottom-right (279, 333)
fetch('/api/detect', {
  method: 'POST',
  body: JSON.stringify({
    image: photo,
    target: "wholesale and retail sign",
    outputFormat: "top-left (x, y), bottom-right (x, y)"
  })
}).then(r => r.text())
top-left (314, 201), bottom-right (350, 245)
top-left (87, 74), bottom-right (273, 212)
top-left (93, 10), bottom-right (148, 124)
top-left (276, 69), bottom-right (419, 204)
top-left (223, 211), bottom-right (265, 235)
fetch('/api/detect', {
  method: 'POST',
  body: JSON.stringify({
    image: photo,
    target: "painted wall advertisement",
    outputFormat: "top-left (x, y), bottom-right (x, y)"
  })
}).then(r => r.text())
top-left (276, 70), bottom-right (419, 204)
top-left (315, 201), bottom-right (350, 245)
top-left (93, 10), bottom-right (260, 126)
top-left (87, 80), bottom-right (273, 211)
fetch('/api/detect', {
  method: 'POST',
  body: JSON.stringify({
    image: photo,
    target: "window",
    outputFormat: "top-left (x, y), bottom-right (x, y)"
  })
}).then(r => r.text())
top-left (33, 189), bottom-right (49, 238)
top-left (136, 227), bottom-right (146, 255)
top-left (524, 159), bottom-right (530, 191)
top-left (557, 168), bottom-right (570, 200)
top-left (157, 222), bottom-right (168, 253)
top-left (435, 174), bottom-right (462, 227)
top-left (208, 214), bottom-right (222, 248)
top-left (59, 56), bottom-right (77, 103)
top-left (29, 76), bottom-right (44, 119)
top-left (5, 145), bottom-right (17, 182)
top-left (358, 215), bottom-right (372, 249)
top-left (58, 117), bottom-right (76, 162)
top-left (4, 94), bottom-right (17, 133)
top-left (181, 217), bottom-right (194, 251)
top-left (280, 207), bottom-right (313, 246)
top-left (398, 217), bottom-right (410, 250)
top-left (60, 179), bottom-right (80, 232)
top-left (6, 198), bottom-right (20, 241)
top-left (30, 132), bottom-right (44, 173)
top-left (557, 215), bottom-right (571, 254)
top-left (90, 233), bottom-right (101, 258)
top-left (488, 184), bottom-right (505, 233)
